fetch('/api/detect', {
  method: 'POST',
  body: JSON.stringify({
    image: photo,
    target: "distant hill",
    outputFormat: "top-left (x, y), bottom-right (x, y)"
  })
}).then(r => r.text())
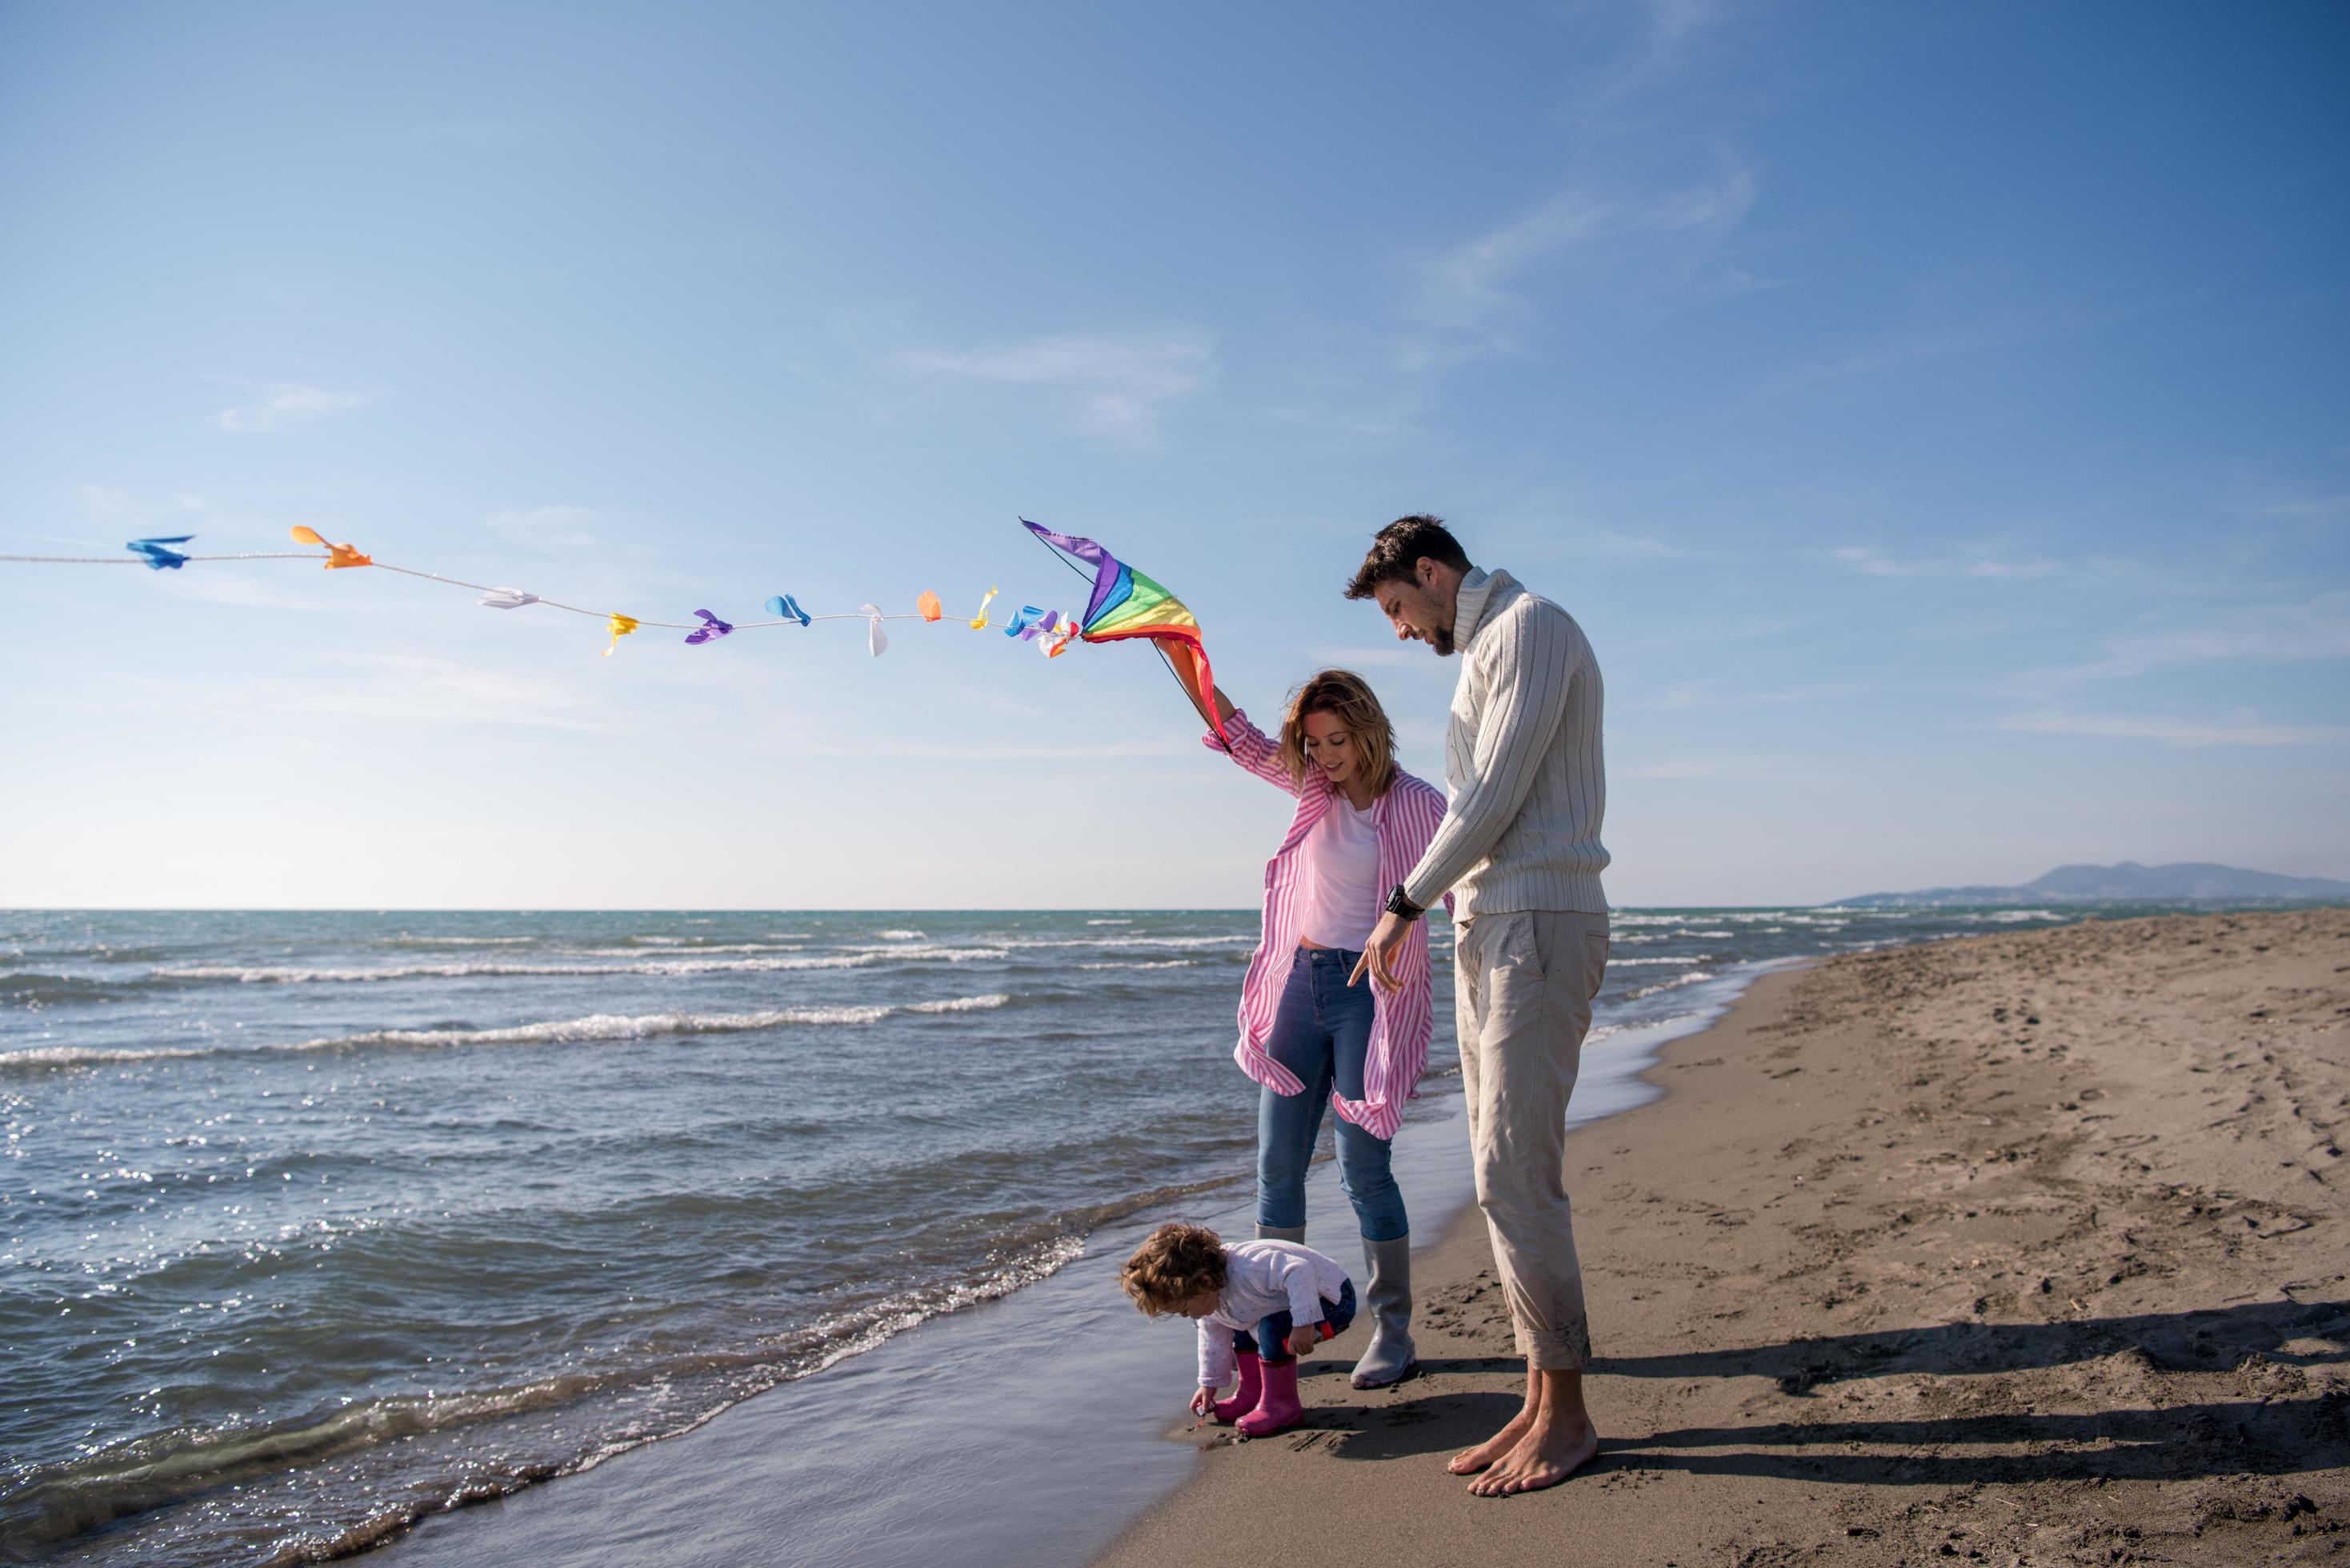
top-left (1834, 861), bottom-right (2350, 909)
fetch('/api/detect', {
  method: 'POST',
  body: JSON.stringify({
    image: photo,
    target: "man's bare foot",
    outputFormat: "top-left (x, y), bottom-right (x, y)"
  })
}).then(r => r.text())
top-left (1467, 1414), bottom-right (1599, 1497)
top-left (1445, 1403), bottom-right (1536, 1475)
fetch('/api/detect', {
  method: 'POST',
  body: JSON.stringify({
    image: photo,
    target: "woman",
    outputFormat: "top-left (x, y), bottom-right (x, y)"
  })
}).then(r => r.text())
top-left (1205, 670), bottom-right (1448, 1390)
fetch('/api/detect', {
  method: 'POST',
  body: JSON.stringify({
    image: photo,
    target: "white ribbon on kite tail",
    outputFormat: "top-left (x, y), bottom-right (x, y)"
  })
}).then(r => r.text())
top-left (0, 530), bottom-right (1083, 658)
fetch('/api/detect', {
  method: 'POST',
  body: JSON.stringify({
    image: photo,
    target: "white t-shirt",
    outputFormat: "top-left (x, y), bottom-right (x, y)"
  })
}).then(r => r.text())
top-left (1197, 1239), bottom-right (1354, 1386)
top-left (1299, 794), bottom-right (1381, 951)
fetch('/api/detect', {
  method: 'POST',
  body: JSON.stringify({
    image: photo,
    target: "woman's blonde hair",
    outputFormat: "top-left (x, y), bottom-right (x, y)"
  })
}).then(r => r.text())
top-left (1278, 669), bottom-right (1398, 799)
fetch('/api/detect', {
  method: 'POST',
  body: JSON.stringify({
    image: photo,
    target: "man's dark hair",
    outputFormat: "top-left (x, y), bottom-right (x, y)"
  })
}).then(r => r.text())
top-left (1344, 514), bottom-right (1471, 600)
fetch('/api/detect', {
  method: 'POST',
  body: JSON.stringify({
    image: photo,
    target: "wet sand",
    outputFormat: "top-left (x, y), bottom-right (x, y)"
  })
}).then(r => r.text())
top-left (1099, 909), bottom-right (2350, 1565)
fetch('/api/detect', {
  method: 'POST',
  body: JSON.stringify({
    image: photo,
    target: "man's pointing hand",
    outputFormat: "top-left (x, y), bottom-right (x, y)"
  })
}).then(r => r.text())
top-left (1348, 910), bottom-right (1411, 993)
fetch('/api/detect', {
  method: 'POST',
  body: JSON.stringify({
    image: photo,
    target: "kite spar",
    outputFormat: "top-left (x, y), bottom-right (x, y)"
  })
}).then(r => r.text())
top-left (1021, 518), bottom-right (1228, 748)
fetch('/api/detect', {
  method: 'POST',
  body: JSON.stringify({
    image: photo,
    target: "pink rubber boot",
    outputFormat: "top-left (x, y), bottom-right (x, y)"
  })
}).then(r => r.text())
top-left (1211, 1353), bottom-right (1263, 1423)
top-left (1237, 1357), bottom-right (1304, 1437)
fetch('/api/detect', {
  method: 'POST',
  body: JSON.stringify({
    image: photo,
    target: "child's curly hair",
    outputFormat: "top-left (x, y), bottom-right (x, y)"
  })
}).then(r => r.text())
top-left (1119, 1222), bottom-right (1228, 1316)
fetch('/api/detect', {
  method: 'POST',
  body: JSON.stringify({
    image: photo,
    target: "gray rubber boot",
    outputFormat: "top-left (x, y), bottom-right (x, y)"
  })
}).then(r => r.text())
top-left (1349, 1234), bottom-right (1418, 1389)
top-left (1254, 1223), bottom-right (1306, 1242)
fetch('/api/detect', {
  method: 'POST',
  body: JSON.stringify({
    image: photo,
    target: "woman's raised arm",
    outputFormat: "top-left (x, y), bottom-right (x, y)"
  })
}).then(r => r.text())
top-left (1203, 686), bottom-right (1303, 796)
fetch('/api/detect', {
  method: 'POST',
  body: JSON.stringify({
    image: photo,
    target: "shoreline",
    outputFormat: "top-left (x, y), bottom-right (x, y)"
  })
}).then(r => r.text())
top-left (1097, 910), bottom-right (2350, 1565)
top-left (376, 962), bottom-right (1779, 1567)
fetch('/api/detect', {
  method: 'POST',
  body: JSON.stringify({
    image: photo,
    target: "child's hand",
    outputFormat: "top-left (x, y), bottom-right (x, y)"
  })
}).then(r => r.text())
top-left (1287, 1324), bottom-right (1321, 1358)
top-left (1190, 1386), bottom-right (1218, 1417)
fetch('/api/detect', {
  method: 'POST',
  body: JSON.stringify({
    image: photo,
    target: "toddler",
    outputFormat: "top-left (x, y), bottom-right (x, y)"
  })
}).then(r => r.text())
top-left (1120, 1222), bottom-right (1357, 1438)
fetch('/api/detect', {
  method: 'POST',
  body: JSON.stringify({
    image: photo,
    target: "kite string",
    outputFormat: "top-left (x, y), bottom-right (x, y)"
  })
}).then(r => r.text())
top-left (0, 552), bottom-right (323, 564)
top-left (7, 544), bottom-right (1069, 637)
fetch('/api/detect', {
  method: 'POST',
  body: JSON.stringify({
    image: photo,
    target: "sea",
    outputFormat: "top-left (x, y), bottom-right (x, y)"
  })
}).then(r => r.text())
top-left (0, 903), bottom-right (2170, 1566)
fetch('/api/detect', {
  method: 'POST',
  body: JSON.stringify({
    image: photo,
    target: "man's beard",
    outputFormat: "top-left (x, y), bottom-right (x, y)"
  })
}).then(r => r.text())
top-left (1427, 626), bottom-right (1455, 657)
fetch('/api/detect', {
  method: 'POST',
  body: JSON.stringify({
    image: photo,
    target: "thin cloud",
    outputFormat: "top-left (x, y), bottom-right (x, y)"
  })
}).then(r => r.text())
top-left (1615, 750), bottom-right (1829, 786)
top-left (2026, 593), bottom-right (2350, 686)
top-left (71, 485), bottom-right (210, 530)
top-left (1826, 545), bottom-right (2058, 580)
top-left (1574, 525), bottom-right (1717, 561)
top-left (110, 654), bottom-right (613, 734)
top-left (1643, 0), bottom-right (1725, 47)
top-left (898, 332), bottom-right (1216, 445)
top-left (483, 506), bottom-right (606, 551)
top-left (1407, 160), bottom-right (1758, 363)
top-left (212, 382), bottom-right (375, 434)
top-left (2003, 711), bottom-right (2350, 748)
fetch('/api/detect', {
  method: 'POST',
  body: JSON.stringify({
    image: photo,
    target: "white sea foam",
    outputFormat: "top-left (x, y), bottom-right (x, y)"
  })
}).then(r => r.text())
top-left (1076, 959), bottom-right (1201, 970)
top-left (1625, 970), bottom-right (1717, 1001)
top-left (323, 1006), bottom-right (897, 1046)
top-left (987, 934), bottom-right (1257, 950)
top-left (0, 994), bottom-right (1012, 1071)
top-left (1086, 918), bottom-right (1133, 926)
top-left (904, 994), bottom-right (1011, 1014)
top-left (872, 929), bottom-right (927, 941)
top-left (1607, 956), bottom-right (1709, 966)
top-left (152, 947), bottom-right (1007, 984)
top-left (558, 943), bottom-right (805, 957)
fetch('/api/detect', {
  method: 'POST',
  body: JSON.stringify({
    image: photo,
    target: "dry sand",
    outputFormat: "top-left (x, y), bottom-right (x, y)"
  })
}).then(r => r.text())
top-left (1098, 909), bottom-right (2350, 1566)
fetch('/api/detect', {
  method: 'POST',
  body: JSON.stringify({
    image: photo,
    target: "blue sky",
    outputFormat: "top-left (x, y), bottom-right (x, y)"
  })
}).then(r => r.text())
top-left (2, 0), bottom-right (2344, 908)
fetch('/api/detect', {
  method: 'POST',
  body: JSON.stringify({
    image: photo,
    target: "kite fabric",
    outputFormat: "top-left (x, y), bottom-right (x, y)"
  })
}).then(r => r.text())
top-left (1020, 518), bottom-right (1226, 747)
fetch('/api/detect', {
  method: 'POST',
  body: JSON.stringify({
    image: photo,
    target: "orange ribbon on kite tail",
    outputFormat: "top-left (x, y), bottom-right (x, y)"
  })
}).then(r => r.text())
top-left (2, 520), bottom-right (1219, 735)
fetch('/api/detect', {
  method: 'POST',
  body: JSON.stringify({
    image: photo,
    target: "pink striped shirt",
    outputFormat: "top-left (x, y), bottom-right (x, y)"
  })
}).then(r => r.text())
top-left (1204, 710), bottom-right (1450, 1142)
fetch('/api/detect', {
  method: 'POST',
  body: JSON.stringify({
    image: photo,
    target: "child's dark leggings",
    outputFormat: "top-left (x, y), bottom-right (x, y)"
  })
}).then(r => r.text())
top-left (1232, 1280), bottom-right (1358, 1367)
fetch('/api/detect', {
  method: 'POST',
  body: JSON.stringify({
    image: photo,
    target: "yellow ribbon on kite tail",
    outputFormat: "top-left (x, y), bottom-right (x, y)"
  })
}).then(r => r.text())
top-left (603, 613), bottom-right (639, 656)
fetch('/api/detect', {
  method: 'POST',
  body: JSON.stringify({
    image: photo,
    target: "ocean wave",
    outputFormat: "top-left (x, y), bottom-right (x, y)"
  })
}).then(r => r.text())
top-left (1086, 918), bottom-right (1133, 925)
top-left (147, 948), bottom-right (1008, 984)
top-left (0, 1229), bottom-right (1083, 1560)
top-left (0, 995), bottom-right (1013, 1074)
top-left (1076, 959), bottom-right (1202, 971)
top-left (988, 934), bottom-right (1257, 950)
top-left (556, 943), bottom-right (806, 957)
top-left (1606, 956), bottom-right (1710, 966)
top-left (384, 935), bottom-right (538, 947)
top-left (1624, 969), bottom-right (1717, 1001)
top-left (872, 929), bottom-right (927, 941)
top-left (903, 994), bottom-right (1011, 1014)
top-left (1, 972), bottom-right (126, 1005)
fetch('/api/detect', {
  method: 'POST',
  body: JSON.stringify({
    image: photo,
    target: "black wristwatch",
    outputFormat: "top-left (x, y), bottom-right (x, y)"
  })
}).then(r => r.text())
top-left (1384, 885), bottom-right (1425, 922)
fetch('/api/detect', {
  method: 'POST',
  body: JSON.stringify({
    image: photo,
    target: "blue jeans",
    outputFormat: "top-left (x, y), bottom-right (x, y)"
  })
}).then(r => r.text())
top-left (1256, 946), bottom-right (1409, 1243)
top-left (1232, 1279), bottom-right (1359, 1366)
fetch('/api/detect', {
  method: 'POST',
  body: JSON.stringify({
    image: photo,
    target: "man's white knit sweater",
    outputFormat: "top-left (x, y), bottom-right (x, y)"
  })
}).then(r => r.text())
top-left (1400, 566), bottom-right (1609, 918)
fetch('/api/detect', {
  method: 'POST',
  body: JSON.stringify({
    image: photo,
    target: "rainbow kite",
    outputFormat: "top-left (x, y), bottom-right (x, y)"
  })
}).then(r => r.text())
top-left (1022, 518), bottom-right (1226, 747)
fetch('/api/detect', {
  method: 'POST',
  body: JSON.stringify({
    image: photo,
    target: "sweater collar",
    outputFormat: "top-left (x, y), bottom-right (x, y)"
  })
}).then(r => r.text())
top-left (1449, 566), bottom-right (1517, 651)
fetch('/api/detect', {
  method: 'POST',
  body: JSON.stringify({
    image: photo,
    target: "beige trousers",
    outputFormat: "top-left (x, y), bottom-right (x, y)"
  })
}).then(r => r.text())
top-left (1453, 909), bottom-right (1610, 1370)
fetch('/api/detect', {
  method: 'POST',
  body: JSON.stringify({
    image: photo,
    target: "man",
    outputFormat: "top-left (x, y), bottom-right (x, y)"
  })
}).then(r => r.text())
top-left (1345, 514), bottom-right (1611, 1498)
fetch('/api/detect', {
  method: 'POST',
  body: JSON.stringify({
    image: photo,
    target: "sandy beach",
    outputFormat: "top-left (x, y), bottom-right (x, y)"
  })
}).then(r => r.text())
top-left (1101, 909), bottom-right (2350, 1566)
